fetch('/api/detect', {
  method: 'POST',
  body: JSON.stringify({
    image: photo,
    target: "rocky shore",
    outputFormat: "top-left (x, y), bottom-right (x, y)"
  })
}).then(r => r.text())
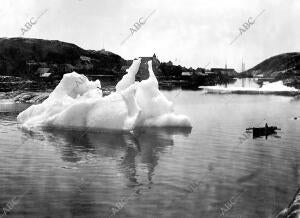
top-left (0, 91), bottom-right (50, 104)
top-left (0, 82), bottom-right (115, 103)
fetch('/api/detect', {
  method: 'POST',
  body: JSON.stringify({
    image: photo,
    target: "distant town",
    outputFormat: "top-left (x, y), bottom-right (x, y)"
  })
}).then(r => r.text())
top-left (1, 38), bottom-right (300, 92)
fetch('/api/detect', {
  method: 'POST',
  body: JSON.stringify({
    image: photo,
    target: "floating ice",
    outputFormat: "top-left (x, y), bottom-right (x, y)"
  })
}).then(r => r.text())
top-left (200, 80), bottom-right (299, 95)
top-left (116, 58), bottom-right (141, 92)
top-left (17, 59), bottom-right (191, 131)
top-left (260, 81), bottom-right (298, 91)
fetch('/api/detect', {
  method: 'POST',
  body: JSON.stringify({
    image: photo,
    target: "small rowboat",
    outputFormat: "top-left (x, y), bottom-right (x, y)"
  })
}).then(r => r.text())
top-left (246, 126), bottom-right (280, 138)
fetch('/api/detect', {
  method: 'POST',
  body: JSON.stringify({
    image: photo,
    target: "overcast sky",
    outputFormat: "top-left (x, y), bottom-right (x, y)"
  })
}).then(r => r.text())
top-left (1, 0), bottom-right (299, 71)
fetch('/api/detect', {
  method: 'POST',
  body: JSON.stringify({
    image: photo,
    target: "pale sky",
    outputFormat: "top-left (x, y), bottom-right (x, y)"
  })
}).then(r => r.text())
top-left (0, 0), bottom-right (299, 71)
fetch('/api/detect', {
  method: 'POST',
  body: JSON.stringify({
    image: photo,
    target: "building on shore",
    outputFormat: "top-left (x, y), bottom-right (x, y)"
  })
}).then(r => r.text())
top-left (121, 54), bottom-right (161, 80)
top-left (37, 67), bottom-right (52, 78)
top-left (181, 71), bottom-right (194, 79)
top-left (210, 68), bottom-right (237, 76)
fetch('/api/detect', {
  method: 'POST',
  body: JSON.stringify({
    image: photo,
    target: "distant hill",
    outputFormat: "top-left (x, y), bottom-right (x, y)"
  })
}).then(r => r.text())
top-left (0, 37), bottom-right (126, 79)
top-left (241, 52), bottom-right (300, 88)
top-left (242, 52), bottom-right (300, 78)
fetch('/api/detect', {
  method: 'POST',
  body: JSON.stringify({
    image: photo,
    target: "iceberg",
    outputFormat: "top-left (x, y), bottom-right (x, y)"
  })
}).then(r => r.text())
top-left (17, 59), bottom-right (191, 131)
top-left (200, 81), bottom-right (299, 95)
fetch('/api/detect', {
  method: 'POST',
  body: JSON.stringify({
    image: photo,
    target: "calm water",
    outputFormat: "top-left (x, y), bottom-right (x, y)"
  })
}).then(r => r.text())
top-left (1, 87), bottom-right (300, 218)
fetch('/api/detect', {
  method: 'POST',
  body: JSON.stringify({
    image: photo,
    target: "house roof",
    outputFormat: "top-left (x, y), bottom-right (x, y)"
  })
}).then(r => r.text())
top-left (37, 67), bottom-right (50, 73)
top-left (80, 56), bottom-right (91, 61)
top-left (41, 72), bottom-right (51, 77)
top-left (182, 71), bottom-right (193, 76)
top-left (37, 68), bottom-right (51, 77)
top-left (195, 72), bottom-right (207, 76)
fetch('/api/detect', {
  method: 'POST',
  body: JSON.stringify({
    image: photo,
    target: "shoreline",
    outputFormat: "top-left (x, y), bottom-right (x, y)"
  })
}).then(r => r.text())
top-left (1, 77), bottom-right (300, 104)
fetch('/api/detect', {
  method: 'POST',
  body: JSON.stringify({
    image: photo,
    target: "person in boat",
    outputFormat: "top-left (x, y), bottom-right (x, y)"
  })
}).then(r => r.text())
top-left (265, 123), bottom-right (268, 138)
